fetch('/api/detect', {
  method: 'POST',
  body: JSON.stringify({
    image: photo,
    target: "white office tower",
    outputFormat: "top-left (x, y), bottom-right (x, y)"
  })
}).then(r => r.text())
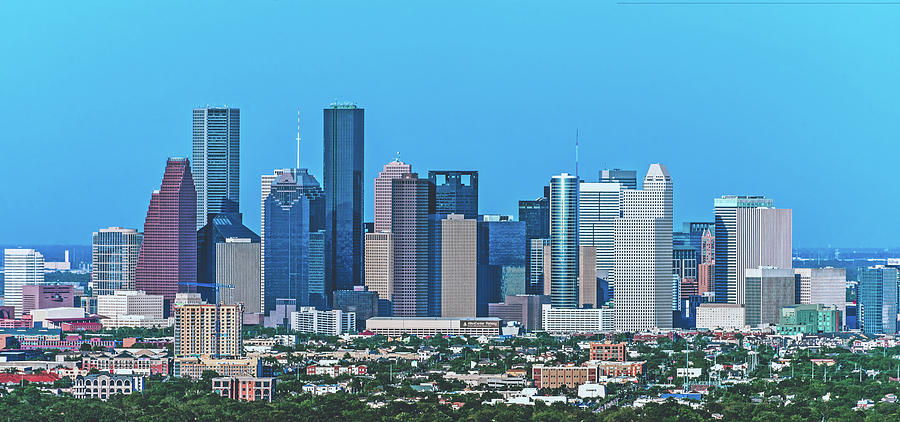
top-left (91, 227), bottom-right (143, 296)
top-left (3, 249), bottom-right (44, 318)
top-left (614, 164), bottom-right (673, 331)
top-left (714, 196), bottom-right (792, 305)
top-left (440, 214), bottom-right (477, 317)
top-left (578, 182), bottom-right (624, 286)
top-left (794, 267), bottom-right (846, 313)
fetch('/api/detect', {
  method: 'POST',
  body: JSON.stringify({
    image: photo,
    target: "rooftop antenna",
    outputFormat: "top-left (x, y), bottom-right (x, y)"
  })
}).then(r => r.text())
top-left (396, 151), bottom-right (401, 162)
top-left (575, 129), bottom-right (579, 180)
top-left (296, 108), bottom-right (301, 169)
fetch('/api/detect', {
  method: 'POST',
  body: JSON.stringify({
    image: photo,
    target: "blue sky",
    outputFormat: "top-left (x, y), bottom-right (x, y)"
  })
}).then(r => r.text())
top-left (1, 1), bottom-right (898, 247)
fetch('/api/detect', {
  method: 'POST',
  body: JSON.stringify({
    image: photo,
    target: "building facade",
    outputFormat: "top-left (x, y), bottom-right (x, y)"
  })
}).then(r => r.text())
top-left (263, 171), bottom-right (311, 313)
top-left (216, 238), bottom-right (262, 313)
top-left (487, 294), bottom-right (550, 332)
top-left (197, 212), bottom-right (260, 304)
top-left (858, 266), bottom-right (899, 335)
top-left (578, 181), bottom-right (625, 288)
top-left (91, 227), bottom-right (142, 296)
top-left (374, 159), bottom-right (412, 232)
top-left (794, 267), bottom-right (846, 313)
top-left (72, 374), bottom-right (144, 400)
top-left (97, 290), bottom-right (164, 319)
top-left (519, 186), bottom-right (550, 295)
top-left (441, 214), bottom-right (477, 317)
top-left (744, 267), bottom-right (795, 326)
top-left (3, 249), bottom-right (44, 318)
top-left (212, 376), bottom-right (275, 402)
top-left (550, 173), bottom-right (579, 308)
top-left (599, 168), bottom-right (637, 190)
top-left (778, 304), bottom-right (842, 335)
top-left (174, 303), bottom-right (243, 357)
top-left (390, 173), bottom-right (434, 317)
top-left (193, 106), bottom-right (240, 229)
top-left (365, 317), bottom-right (501, 336)
top-left (541, 304), bottom-right (614, 334)
top-left (364, 231), bottom-right (393, 315)
top-left (289, 307), bottom-right (355, 335)
top-left (429, 170), bottom-right (478, 219)
top-left (695, 304), bottom-right (745, 330)
top-left (21, 285), bottom-right (73, 315)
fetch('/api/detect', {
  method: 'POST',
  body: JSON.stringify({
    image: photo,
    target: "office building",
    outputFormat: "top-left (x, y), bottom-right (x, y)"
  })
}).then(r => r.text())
top-left (390, 173), bottom-right (434, 317)
top-left (695, 303), bottom-right (745, 330)
top-left (440, 214), bottom-right (477, 317)
top-left (289, 307), bottom-right (354, 335)
top-left (579, 246), bottom-right (597, 308)
top-left (487, 294), bottom-right (550, 332)
top-left (263, 171), bottom-right (311, 313)
top-left (578, 181), bottom-right (625, 286)
top-left (216, 238), bottom-right (261, 314)
top-left (21, 285), bottom-right (74, 315)
top-left (590, 342), bottom-right (626, 362)
top-left (614, 164), bottom-right (673, 331)
top-left (744, 267), bottom-right (795, 326)
top-left (519, 186), bottom-right (550, 294)
top-left (174, 303), bottom-right (243, 357)
top-left (4, 249), bottom-right (44, 318)
top-left (97, 290), bottom-right (164, 319)
top-left (599, 168), bottom-right (637, 190)
top-left (858, 266), bottom-right (899, 335)
top-left (794, 268), bottom-right (846, 312)
top-left (193, 107), bottom-right (240, 229)
top-left (308, 230), bottom-right (326, 308)
top-left (541, 304), bottom-right (615, 334)
top-left (528, 238), bottom-right (550, 297)
top-left (197, 213), bottom-right (260, 304)
top-left (72, 374), bottom-right (144, 400)
top-left (332, 287), bottom-right (379, 331)
top-left (550, 173), bottom-right (579, 308)
top-left (212, 376), bottom-right (275, 402)
top-left (374, 159), bottom-right (412, 232)
top-left (364, 232), bottom-right (393, 315)
top-left (697, 228), bottom-right (715, 298)
top-left (777, 304), bottom-right (842, 335)
top-left (324, 104), bottom-right (365, 292)
top-left (532, 362), bottom-right (644, 388)
top-left (91, 228), bottom-right (142, 296)
top-left (365, 317), bottom-right (501, 336)
top-left (714, 196), bottom-right (792, 305)
top-left (477, 215), bottom-right (526, 315)
top-left (429, 170), bottom-right (478, 219)
top-left (135, 158), bottom-right (197, 316)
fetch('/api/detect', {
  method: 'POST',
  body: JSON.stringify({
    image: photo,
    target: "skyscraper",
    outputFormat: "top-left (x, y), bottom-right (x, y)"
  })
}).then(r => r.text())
top-left (216, 238), bottom-right (262, 314)
top-left (3, 249), bottom-right (44, 318)
top-left (91, 227), bottom-right (143, 296)
top-left (858, 266), bottom-right (898, 335)
top-left (614, 164), bottom-right (673, 331)
top-left (174, 302), bottom-right (243, 358)
top-left (364, 232), bottom-right (393, 315)
top-left (578, 181), bottom-right (625, 285)
top-left (794, 268), bottom-right (846, 313)
top-left (135, 158), bottom-right (197, 316)
top-left (477, 215), bottom-right (526, 315)
top-left (197, 213), bottom-right (259, 304)
top-left (263, 171), bottom-right (311, 313)
top-left (599, 169), bottom-right (637, 190)
top-left (429, 171), bottom-right (478, 219)
top-left (743, 266), bottom-right (795, 326)
top-left (193, 107), bottom-right (240, 230)
top-left (714, 196), bottom-right (792, 305)
top-left (528, 238), bottom-right (550, 296)
top-left (550, 173), bottom-right (579, 309)
top-left (441, 214), bottom-right (477, 317)
top-left (579, 245), bottom-right (597, 308)
top-left (375, 160), bottom-right (412, 232)
top-left (519, 186), bottom-right (549, 294)
top-left (390, 173), bottom-right (434, 317)
top-left (324, 104), bottom-right (365, 293)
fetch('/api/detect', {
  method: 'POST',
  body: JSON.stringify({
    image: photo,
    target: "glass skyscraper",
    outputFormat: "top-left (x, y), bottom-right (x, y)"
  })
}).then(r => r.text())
top-left (263, 171), bottom-right (311, 313)
top-left (858, 266), bottom-right (899, 335)
top-left (197, 212), bottom-right (259, 304)
top-left (324, 104), bottom-right (365, 296)
top-left (599, 168), bottom-right (637, 190)
top-left (429, 170), bottom-right (478, 219)
top-left (91, 227), bottom-right (142, 296)
top-left (476, 215), bottom-right (526, 316)
top-left (193, 107), bottom-right (240, 230)
top-left (550, 173), bottom-right (579, 309)
top-left (519, 186), bottom-right (549, 294)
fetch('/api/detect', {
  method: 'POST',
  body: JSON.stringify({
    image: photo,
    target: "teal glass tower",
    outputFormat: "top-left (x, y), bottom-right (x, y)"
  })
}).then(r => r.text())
top-left (859, 266), bottom-right (899, 335)
top-left (550, 173), bottom-right (579, 308)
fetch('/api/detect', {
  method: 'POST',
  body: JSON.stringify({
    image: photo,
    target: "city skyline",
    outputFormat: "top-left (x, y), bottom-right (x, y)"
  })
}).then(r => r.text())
top-left (3, 2), bottom-right (897, 248)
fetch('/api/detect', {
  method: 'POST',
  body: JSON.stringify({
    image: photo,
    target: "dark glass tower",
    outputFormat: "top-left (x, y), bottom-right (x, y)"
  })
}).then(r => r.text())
top-left (263, 171), bottom-right (311, 313)
top-left (197, 212), bottom-right (260, 304)
top-left (324, 104), bottom-right (365, 298)
top-left (428, 171), bottom-right (478, 219)
top-left (476, 216), bottom-right (526, 316)
top-left (518, 186), bottom-right (549, 294)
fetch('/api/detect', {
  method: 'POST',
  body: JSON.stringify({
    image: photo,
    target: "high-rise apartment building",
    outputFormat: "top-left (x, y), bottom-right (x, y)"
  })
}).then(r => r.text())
top-left (263, 171), bottom-right (311, 313)
top-left (793, 268), bottom-right (846, 313)
top-left (441, 214), bottom-right (477, 317)
top-left (364, 232), bottom-right (393, 315)
top-left (550, 173), bottom-right (579, 309)
top-left (289, 307), bottom-right (355, 335)
top-left (714, 196), bottom-right (792, 305)
top-left (174, 303), bottom-right (243, 357)
top-left (578, 181), bottom-right (625, 285)
top-left (216, 238), bottom-right (262, 314)
top-left (324, 104), bottom-right (365, 293)
top-left (91, 227), bottom-right (142, 296)
top-left (744, 267), bottom-right (795, 326)
top-left (390, 173), bottom-right (434, 317)
top-left (197, 213), bottom-right (259, 304)
top-left (614, 164), bottom-right (673, 331)
top-left (135, 158), bottom-right (197, 316)
top-left (429, 171), bottom-right (478, 219)
top-left (599, 169), bottom-right (637, 190)
top-left (858, 266), bottom-right (899, 335)
top-left (4, 249), bottom-right (46, 317)
top-left (374, 160), bottom-right (411, 232)
top-left (519, 186), bottom-right (550, 294)
top-left (193, 107), bottom-right (240, 229)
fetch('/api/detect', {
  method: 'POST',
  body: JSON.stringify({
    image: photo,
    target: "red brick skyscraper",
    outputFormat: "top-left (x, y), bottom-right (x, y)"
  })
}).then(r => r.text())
top-left (135, 158), bottom-right (197, 316)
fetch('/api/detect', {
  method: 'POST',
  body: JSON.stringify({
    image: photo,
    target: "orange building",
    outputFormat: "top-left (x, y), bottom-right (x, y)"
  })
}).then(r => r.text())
top-left (212, 376), bottom-right (275, 402)
top-left (532, 362), bottom-right (644, 388)
top-left (589, 342), bottom-right (626, 362)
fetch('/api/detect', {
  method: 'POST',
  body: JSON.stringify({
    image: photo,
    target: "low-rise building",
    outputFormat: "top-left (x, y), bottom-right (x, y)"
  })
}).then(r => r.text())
top-left (541, 304), bottom-right (614, 334)
top-left (589, 342), bottom-right (626, 362)
top-left (290, 307), bottom-right (355, 335)
top-left (696, 304), bottom-right (745, 330)
top-left (175, 356), bottom-right (263, 379)
top-left (212, 376), bottom-right (275, 402)
top-left (302, 383), bottom-right (346, 395)
top-left (365, 317), bottom-right (501, 336)
top-left (532, 362), bottom-right (644, 388)
top-left (305, 364), bottom-right (367, 377)
top-left (72, 373), bottom-right (144, 400)
top-left (777, 304), bottom-right (842, 335)
top-left (97, 290), bottom-right (165, 319)
top-left (81, 351), bottom-right (171, 376)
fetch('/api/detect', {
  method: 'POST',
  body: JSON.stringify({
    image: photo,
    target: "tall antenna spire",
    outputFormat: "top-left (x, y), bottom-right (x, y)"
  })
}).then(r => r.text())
top-left (575, 129), bottom-right (579, 180)
top-left (296, 108), bottom-right (301, 169)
